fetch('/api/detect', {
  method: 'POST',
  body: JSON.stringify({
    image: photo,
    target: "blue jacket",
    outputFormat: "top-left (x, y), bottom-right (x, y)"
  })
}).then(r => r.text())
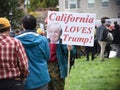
top-left (15, 30), bottom-right (50, 89)
top-left (55, 44), bottom-right (76, 78)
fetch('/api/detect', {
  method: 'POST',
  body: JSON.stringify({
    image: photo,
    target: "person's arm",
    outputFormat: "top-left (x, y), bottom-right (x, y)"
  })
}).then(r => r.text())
top-left (45, 40), bottom-right (50, 61)
top-left (43, 37), bottom-right (50, 61)
top-left (17, 41), bottom-right (29, 80)
top-left (68, 45), bottom-right (76, 57)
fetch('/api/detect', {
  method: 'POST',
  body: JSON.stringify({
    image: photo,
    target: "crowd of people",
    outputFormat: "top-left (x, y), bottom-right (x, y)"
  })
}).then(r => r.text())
top-left (0, 14), bottom-right (120, 90)
top-left (0, 15), bottom-right (76, 90)
top-left (84, 17), bottom-right (120, 61)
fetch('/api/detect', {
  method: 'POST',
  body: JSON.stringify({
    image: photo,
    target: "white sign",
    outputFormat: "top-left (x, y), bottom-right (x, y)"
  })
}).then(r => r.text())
top-left (47, 11), bottom-right (96, 46)
top-left (39, 23), bottom-right (44, 32)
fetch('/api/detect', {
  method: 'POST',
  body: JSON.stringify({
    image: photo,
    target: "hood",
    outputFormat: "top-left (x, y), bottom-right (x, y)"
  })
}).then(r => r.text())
top-left (15, 31), bottom-right (43, 47)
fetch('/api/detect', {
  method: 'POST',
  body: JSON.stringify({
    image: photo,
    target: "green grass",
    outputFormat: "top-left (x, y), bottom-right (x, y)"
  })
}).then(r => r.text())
top-left (65, 57), bottom-right (120, 90)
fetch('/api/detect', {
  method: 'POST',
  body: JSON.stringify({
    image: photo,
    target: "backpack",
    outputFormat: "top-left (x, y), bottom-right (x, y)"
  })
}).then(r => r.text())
top-left (106, 32), bottom-right (113, 43)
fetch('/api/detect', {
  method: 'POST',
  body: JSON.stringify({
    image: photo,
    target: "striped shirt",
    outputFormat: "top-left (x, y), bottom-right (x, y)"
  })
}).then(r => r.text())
top-left (0, 35), bottom-right (29, 79)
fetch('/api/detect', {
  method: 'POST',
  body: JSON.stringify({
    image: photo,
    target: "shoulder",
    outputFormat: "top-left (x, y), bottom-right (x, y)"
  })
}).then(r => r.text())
top-left (99, 25), bottom-right (106, 29)
top-left (6, 36), bottom-right (23, 48)
top-left (39, 35), bottom-right (48, 43)
top-left (8, 36), bottom-right (21, 43)
top-left (13, 38), bottom-right (23, 46)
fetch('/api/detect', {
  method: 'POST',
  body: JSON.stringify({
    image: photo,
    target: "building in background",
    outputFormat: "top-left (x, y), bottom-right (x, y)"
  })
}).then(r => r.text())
top-left (59, 0), bottom-right (120, 20)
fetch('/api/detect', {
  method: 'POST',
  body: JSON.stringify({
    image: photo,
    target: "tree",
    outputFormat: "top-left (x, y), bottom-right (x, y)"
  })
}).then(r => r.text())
top-left (0, 0), bottom-right (10, 17)
top-left (29, 0), bottom-right (58, 11)
top-left (46, 0), bottom-right (58, 8)
top-left (0, 0), bottom-right (24, 29)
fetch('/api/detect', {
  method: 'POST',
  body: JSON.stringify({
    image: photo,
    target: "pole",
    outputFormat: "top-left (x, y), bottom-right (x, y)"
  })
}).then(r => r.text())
top-left (66, 50), bottom-right (71, 90)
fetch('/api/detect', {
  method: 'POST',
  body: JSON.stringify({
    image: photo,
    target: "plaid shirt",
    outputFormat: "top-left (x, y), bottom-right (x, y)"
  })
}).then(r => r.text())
top-left (0, 35), bottom-right (29, 79)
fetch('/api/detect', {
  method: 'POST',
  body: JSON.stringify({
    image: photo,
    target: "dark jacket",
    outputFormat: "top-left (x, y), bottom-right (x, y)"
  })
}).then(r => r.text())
top-left (112, 25), bottom-right (120, 44)
top-left (56, 44), bottom-right (76, 78)
top-left (96, 24), bottom-right (108, 41)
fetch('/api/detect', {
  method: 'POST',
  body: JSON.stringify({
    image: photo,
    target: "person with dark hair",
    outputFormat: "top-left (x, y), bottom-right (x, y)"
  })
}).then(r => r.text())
top-left (15, 15), bottom-right (50, 90)
top-left (104, 21), bottom-right (113, 58)
top-left (112, 21), bottom-right (120, 58)
top-left (96, 17), bottom-right (109, 61)
top-left (0, 17), bottom-right (29, 90)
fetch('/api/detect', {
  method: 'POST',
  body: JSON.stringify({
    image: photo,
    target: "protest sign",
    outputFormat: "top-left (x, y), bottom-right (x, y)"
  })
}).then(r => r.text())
top-left (47, 11), bottom-right (96, 46)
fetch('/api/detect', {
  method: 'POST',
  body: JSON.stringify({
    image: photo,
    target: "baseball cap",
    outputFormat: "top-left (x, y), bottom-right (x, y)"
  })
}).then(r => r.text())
top-left (0, 17), bottom-right (11, 29)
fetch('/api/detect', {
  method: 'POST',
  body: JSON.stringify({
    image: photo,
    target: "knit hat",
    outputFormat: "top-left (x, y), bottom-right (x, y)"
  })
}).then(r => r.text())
top-left (0, 17), bottom-right (11, 29)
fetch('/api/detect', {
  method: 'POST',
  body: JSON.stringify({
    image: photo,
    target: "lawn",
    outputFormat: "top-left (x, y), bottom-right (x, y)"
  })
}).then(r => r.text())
top-left (65, 56), bottom-right (120, 90)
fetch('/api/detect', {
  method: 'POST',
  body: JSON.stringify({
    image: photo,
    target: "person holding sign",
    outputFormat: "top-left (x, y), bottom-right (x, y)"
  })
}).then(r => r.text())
top-left (47, 22), bottom-right (76, 90)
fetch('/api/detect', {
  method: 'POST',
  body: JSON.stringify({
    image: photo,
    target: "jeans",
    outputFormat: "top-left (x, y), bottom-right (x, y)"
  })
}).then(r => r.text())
top-left (0, 78), bottom-right (25, 90)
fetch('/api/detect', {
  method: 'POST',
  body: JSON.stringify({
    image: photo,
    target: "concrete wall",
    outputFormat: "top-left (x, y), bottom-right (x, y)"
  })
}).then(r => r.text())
top-left (59, 0), bottom-right (120, 20)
